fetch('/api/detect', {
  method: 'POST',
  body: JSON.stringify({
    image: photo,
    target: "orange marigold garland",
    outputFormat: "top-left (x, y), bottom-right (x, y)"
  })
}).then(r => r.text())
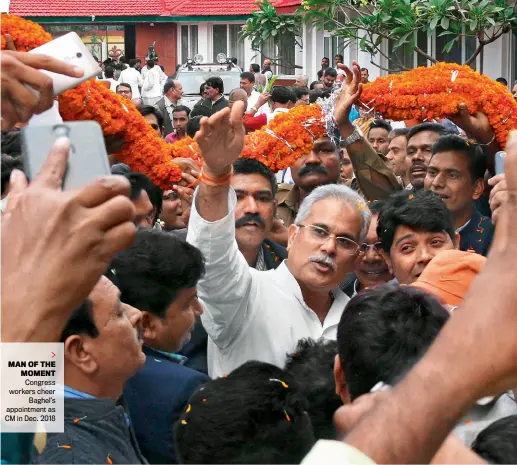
top-left (241, 104), bottom-right (327, 172)
top-left (360, 62), bottom-right (517, 149)
top-left (59, 81), bottom-right (183, 188)
top-left (168, 137), bottom-right (203, 167)
top-left (1, 14), bottom-right (52, 51)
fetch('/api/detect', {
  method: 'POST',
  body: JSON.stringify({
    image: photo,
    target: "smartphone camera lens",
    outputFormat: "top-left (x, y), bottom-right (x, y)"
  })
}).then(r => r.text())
top-left (76, 52), bottom-right (82, 58)
top-left (53, 125), bottom-right (70, 138)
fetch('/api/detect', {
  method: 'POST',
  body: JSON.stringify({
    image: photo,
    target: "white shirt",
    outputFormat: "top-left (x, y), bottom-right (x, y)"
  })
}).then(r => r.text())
top-left (187, 188), bottom-right (350, 378)
top-left (302, 440), bottom-right (375, 465)
top-left (266, 107), bottom-right (289, 122)
top-left (106, 78), bottom-right (118, 92)
top-left (142, 66), bottom-right (165, 98)
top-left (118, 67), bottom-right (143, 98)
top-left (247, 90), bottom-right (261, 111)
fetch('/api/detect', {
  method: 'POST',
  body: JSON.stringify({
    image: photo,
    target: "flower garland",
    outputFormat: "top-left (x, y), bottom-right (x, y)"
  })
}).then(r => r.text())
top-left (168, 137), bottom-right (203, 167)
top-left (241, 104), bottom-right (327, 172)
top-left (0, 14), bottom-right (52, 51)
top-left (360, 62), bottom-right (517, 149)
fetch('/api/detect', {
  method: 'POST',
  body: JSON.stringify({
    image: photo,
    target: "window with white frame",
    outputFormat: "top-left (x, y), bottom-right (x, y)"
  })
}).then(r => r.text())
top-left (260, 35), bottom-right (296, 75)
top-left (324, 36), bottom-right (346, 67)
top-left (181, 25), bottom-right (198, 63)
top-left (212, 24), bottom-right (245, 67)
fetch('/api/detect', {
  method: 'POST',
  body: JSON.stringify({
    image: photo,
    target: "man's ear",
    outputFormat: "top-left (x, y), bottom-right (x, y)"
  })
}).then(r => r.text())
top-left (140, 311), bottom-right (158, 344)
top-left (334, 354), bottom-right (351, 404)
top-left (287, 223), bottom-right (299, 252)
top-left (65, 335), bottom-right (98, 375)
top-left (472, 178), bottom-right (485, 201)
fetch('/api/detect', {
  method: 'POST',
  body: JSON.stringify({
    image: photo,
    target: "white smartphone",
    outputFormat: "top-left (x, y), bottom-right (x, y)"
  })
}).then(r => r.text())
top-left (22, 121), bottom-right (111, 191)
top-left (28, 32), bottom-right (101, 96)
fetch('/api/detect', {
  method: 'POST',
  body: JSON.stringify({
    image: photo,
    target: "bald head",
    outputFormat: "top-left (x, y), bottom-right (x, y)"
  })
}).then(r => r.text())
top-left (229, 88), bottom-right (248, 109)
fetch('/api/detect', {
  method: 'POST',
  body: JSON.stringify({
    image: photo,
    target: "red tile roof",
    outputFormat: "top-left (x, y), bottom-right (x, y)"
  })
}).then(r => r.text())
top-left (10, 0), bottom-right (300, 17)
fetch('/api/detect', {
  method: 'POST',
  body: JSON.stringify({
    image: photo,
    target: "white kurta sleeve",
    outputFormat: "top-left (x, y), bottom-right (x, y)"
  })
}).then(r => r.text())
top-left (187, 188), bottom-right (255, 350)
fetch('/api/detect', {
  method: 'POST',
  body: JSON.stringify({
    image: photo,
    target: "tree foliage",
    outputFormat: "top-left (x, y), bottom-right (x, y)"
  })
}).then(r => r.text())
top-left (244, 0), bottom-right (517, 71)
top-left (241, 0), bottom-right (303, 68)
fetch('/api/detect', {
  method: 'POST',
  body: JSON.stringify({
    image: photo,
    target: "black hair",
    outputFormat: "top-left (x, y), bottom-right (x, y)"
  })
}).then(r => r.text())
top-left (199, 82), bottom-right (207, 96)
top-left (495, 77), bottom-right (508, 87)
top-left (146, 59), bottom-right (155, 68)
top-left (60, 299), bottom-right (99, 342)
top-left (186, 116), bottom-right (203, 138)
top-left (233, 158), bottom-right (277, 196)
top-left (377, 189), bottom-right (456, 253)
top-left (309, 80), bottom-right (322, 90)
top-left (432, 134), bottom-right (486, 182)
top-left (335, 54), bottom-right (344, 60)
top-left (1, 154), bottom-right (24, 195)
top-left (173, 105), bottom-right (191, 117)
top-left (116, 82), bottom-right (132, 93)
top-left (309, 89), bottom-right (323, 104)
top-left (138, 105), bottom-right (164, 130)
top-left (407, 122), bottom-right (451, 143)
top-left (102, 58), bottom-right (112, 67)
top-left (285, 339), bottom-right (342, 440)
top-left (360, 67), bottom-right (369, 72)
top-left (125, 172), bottom-right (163, 224)
top-left (389, 127), bottom-right (409, 141)
top-left (370, 119), bottom-right (393, 134)
top-left (173, 361), bottom-right (315, 464)
top-left (119, 56), bottom-right (128, 64)
top-left (190, 105), bottom-right (213, 119)
top-left (323, 67), bottom-right (337, 79)
top-left (472, 415), bottom-right (517, 463)
top-left (1, 131), bottom-right (21, 155)
top-left (205, 76), bottom-right (224, 94)
top-left (129, 58), bottom-right (140, 68)
top-left (110, 228), bottom-right (205, 318)
top-left (271, 86), bottom-right (295, 104)
top-left (293, 86), bottom-right (309, 100)
top-left (104, 66), bottom-right (114, 79)
top-left (337, 285), bottom-right (449, 400)
top-left (322, 57), bottom-right (330, 61)
top-left (250, 63), bottom-right (260, 73)
top-left (163, 79), bottom-right (176, 94)
top-left (240, 71), bottom-right (255, 83)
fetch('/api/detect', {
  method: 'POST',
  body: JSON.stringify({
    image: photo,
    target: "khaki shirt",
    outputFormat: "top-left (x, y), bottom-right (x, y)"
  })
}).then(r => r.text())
top-left (276, 183), bottom-right (301, 227)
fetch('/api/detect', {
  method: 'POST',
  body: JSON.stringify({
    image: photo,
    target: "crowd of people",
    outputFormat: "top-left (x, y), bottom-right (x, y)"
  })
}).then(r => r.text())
top-left (3, 41), bottom-right (517, 465)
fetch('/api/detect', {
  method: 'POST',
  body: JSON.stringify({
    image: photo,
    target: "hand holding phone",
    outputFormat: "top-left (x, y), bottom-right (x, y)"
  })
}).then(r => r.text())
top-left (22, 121), bottom-right (111, 191)
top-left (1, 50), bottom-right (84, 130)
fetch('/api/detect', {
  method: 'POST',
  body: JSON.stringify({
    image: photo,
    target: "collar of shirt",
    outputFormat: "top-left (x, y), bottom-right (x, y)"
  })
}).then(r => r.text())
top-left (164, 95), bottom-right (175, 108)
top-left (352, 279), bottom-right (360, 297)
top-left (275, 260), bottom-right (348, 330)
top-left (456, 219), bottom-right (471, 234)
top-left (211, 95), bottom-right (224, 105)
top-left (255, 246), bottom-right (267, 271)
top-left (153, 348), bottom-right (188, 365)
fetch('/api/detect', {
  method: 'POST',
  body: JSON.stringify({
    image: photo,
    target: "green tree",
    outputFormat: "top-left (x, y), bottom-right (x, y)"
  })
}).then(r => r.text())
top-left (241, 0), bottom-right (303, 69)
top-left (244, 0), bottom-right (517, 71)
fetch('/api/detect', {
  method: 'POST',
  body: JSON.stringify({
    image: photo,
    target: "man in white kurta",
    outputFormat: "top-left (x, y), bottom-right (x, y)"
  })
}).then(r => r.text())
top-left (187, 189), bottom-right (353, 377)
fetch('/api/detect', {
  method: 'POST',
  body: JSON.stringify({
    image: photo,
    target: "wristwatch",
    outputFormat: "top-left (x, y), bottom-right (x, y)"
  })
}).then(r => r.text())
top-left (341, 127), bottom-right (363, 147)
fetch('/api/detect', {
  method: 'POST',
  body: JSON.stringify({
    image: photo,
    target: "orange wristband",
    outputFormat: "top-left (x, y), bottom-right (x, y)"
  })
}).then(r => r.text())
top-left (200, 166), bottom-right (233, 187)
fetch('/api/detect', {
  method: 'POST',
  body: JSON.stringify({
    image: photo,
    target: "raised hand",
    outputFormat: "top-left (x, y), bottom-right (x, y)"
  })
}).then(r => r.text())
top-left (449, 103), bottom-right (496, 146)
top-left (195, 102), bottom-right (246, 176)
top-left (1, 138), bottom-right (135, 342)
top-left (334, 61), bottom-right (363, 129)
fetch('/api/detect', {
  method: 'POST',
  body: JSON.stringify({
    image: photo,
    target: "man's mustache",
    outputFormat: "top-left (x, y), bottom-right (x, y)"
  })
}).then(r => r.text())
top-left (235, 213), bottom-right (265, 229)
top-left (299, 164), bottom-right (328, 177)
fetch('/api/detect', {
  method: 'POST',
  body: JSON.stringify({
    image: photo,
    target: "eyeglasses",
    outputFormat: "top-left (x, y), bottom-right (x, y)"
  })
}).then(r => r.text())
top-left (359, 242), bottom-right (384, 254)
top-left (297, 224), bottom-right (360, 255)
